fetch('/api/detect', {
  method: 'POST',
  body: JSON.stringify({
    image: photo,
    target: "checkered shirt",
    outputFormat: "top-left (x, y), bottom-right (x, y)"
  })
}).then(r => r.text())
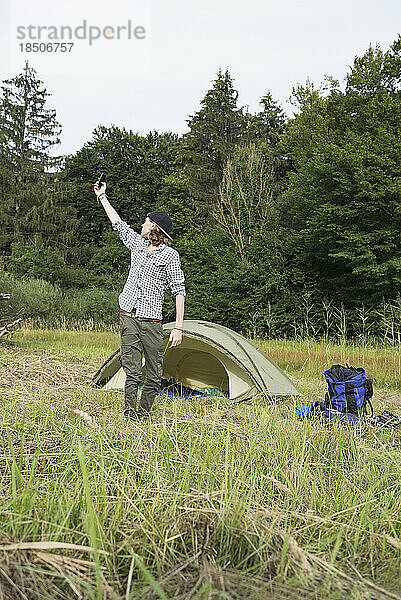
top-left (112, 220), bottom-right (186, 319)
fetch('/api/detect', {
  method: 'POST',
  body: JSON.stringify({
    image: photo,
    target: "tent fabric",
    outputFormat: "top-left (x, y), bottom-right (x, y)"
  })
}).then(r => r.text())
top-left (91, 319), bottom-right (301, 402)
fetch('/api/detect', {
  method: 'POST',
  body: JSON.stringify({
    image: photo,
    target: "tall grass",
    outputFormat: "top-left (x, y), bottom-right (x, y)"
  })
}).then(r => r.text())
top-left (0, 329), bottom-right (400, 598)
top-left (249, 296), bottom-right (401, 346)
top-left (257, 338), bottom-right (401, 391)
top-left (9, 324), bottom-right (401, 390)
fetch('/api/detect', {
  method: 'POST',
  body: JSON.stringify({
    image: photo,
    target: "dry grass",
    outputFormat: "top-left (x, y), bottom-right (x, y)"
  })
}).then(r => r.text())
top-left (0, 328), bottom-right (401, 599)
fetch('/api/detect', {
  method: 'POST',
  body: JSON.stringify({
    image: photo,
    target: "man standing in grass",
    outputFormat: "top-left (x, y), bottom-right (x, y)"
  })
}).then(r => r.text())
top-left (94, 180), bottom-right (186, 421)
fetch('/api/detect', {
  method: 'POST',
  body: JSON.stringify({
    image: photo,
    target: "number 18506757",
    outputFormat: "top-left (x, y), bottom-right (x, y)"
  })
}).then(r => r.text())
top-left (19, 43), bottom-right (74, 52)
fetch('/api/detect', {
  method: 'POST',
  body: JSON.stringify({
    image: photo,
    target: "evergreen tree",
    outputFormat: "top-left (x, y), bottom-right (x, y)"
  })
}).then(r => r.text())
top-left (0, 62), bottom-right (77, 259)
top-left (180, 69), bottom-right (246, 221)
top-left (245, 91), bottom-right (287, 148)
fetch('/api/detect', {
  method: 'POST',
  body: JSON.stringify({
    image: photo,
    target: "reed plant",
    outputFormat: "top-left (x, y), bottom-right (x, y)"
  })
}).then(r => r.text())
top-left (1, 271), bottom-right (400, 345)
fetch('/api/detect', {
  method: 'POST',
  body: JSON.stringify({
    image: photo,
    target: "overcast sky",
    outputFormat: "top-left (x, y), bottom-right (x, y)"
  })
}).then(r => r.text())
top-left (1, 0), bottom-right (400, 157)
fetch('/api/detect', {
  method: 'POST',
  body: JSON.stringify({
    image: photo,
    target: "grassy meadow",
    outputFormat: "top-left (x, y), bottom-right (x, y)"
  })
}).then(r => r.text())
top-left (0, 325), bottom-right (401, 599)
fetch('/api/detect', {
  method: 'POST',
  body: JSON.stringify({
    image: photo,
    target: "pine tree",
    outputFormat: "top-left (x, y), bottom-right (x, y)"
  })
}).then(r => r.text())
top-left (0, 61), bottom-right (77, 259)
top-left (245, 91), bottom-right (287, 148)
top-left (180, 69), bottom-right (246, 220)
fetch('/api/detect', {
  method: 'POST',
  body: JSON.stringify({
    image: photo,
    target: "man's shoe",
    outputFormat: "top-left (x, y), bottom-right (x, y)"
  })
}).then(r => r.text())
top-left (124, 409), bottom-right (151, 422)
top-left (124, 409), bottom-right (140, 421)
top-left (136, 410), bottom-right (151, 421)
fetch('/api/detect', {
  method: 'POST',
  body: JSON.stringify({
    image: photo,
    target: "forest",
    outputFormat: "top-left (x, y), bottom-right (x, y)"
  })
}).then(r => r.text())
top-left (1, 37), bottom-right (400, 341)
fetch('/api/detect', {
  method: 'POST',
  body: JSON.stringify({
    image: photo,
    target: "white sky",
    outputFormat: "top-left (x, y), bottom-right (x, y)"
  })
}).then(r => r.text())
top-left (1, 0), bottom-right (400, 156)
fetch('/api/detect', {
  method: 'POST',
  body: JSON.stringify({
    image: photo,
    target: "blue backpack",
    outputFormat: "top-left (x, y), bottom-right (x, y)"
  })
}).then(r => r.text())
top-left (324, 364), bottom-right (373, 417)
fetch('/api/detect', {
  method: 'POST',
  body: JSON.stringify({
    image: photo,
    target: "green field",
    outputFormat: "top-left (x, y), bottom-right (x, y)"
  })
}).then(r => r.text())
top-left (1, 327), bottom-right (401, 599)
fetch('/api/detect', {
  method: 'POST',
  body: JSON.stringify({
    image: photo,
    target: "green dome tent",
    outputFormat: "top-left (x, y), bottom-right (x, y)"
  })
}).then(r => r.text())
top-left (91, 319), bottom-right (301, 402)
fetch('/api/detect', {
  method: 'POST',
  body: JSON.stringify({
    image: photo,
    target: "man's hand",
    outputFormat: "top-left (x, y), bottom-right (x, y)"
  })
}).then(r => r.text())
top-left (169, 328), bottom-right (182, 348)
top-left (94, 181), bottom-right (107, 197)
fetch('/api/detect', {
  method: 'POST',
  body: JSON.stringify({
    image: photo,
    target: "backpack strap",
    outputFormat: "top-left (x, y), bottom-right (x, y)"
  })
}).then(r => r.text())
top-left (362, 379), bottom-right (374, 417)
top-left (366, 398), bottom-right (374, 417)
top-left (365, 378), bottom-right (373, 401)
top-left (345, 381), bottom-right (358, 414)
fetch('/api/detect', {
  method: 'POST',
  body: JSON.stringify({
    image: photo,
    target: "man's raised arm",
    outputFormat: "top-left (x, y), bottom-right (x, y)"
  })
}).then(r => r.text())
top-left (93, 181), bottom-right (121, 224)
top-left (94, 180), bottom-right (142, 251)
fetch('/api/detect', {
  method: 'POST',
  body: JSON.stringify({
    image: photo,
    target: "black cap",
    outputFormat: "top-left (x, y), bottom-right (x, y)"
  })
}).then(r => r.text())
top-left (147, 210), bottom-right (173, 239)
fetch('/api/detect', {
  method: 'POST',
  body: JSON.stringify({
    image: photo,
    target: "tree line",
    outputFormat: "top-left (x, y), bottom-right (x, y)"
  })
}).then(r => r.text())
top-left (0, 37), bottom-right (400, 339)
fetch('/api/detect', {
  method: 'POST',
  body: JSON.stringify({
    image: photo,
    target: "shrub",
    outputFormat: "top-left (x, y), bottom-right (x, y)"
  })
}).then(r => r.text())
top-left (5, 243), bottom-right (100, 289)
top-left (61, 287), bottom-right (119, 324)
top-left (0, 271), bottom-right (64, 321)
top-left (0, 272), bottom-right (118, 326)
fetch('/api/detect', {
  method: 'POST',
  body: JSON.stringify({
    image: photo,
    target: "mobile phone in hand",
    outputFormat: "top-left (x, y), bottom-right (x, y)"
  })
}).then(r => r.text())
top-left (96, 173), bottom-right (105, 189)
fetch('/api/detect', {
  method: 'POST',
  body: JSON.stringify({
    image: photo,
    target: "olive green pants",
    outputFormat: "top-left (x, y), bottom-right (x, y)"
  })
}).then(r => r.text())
top-left (119, 314), bottom-right (164, 417)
